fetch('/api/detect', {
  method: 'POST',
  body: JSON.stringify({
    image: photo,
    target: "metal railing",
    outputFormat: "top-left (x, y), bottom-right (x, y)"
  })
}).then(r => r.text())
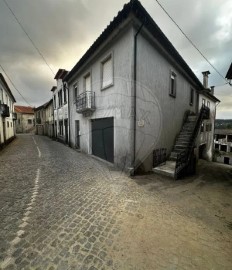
top-left (0, 104), bottom-right (10, 117)
top-left (76, 91), bottom-right (95, 113)
top-left (175, 105), bottom-right (210, 179)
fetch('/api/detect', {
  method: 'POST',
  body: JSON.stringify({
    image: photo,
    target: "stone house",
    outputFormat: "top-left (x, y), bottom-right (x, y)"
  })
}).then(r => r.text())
top-left (14, 105), bottom-right (35, 133)
top-left (63, 0), bottom-right (219, 178)
top-left (0, 73), bottom-right (16, 148)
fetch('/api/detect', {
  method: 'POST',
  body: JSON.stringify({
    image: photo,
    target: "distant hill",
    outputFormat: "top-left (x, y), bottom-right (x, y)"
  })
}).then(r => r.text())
top-left (215, 119), bottom-right (232, 129)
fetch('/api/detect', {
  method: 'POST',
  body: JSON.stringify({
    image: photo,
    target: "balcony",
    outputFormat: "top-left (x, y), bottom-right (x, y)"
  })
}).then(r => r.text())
top-left (0, 104), bottom-right (10, 117)
top-left (76, 91), bottom-right (95, 114)
top-left (12, 112), bottom-right (17, 120)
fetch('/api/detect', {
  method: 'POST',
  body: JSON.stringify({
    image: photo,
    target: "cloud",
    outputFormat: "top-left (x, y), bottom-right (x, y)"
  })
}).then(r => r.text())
top-left (0, 0), bottom-right (231, 118)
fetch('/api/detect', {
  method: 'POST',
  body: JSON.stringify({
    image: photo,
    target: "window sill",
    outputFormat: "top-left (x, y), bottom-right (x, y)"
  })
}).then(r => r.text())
top-left (101, 83), bottom-right (114, 91)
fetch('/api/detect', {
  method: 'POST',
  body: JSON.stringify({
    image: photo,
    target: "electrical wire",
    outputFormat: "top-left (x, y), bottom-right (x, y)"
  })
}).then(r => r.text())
top-left (154, 0), bottom-right (229, 85)
top-left (0, 64), bottom-right (33, 106)
top-left (2, 0), bottom-right (55, 76)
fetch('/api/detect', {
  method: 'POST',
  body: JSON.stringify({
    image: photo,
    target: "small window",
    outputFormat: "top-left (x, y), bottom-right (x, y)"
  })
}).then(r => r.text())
top-left (11, 122), bottom-right (12, 127)
top-left (7, 121), bottom-right (9, 128)
top-left (101, 55), bottom-right (113, 89)
top-left (201, 123), bottom-right (204, 132)
top-left (84, 73), bottom-right (91, 92)
top-left (202, 98), bottom-right (206, 106)
top-left (73, 82), bottom-right (78, 102)
top-left (207, 101), bottom-right (210, 108)
top-left (59, 121), bottom-right (63, 136)
top-left (190, 88), bottom-right (194, 106)
top-left (18, 119), bottom-right (20, 125)
top-left (28, 119), bottom-right (32, 124)
top-left (58, 90), bottom-right (63, 107)
top-left (169, 71), bottom-right (176, 97)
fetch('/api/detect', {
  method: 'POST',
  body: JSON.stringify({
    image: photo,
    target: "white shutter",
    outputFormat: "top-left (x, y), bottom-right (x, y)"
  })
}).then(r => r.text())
top-left (85, 75), bottom-right (91, 91)
top-left (102, 57), bottom-right (113, 88)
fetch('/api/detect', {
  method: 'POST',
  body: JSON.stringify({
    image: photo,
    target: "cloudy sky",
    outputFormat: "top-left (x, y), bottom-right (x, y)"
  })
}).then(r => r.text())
top-left (0, 0), bottom-right (231, 118)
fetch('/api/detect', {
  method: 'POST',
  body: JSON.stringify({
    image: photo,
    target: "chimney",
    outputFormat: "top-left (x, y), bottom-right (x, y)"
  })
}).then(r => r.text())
top-left (210, 86), bottom-right (215, 95)
top-left (202, 71), bottom-right (210, 88)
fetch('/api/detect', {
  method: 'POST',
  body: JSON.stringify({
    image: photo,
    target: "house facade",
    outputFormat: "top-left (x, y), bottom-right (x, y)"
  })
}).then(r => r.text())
top-left (14, 105), bottom-right (35, 133)
top-left (214, 129), bottom-right (232, 165)
top-left (44, 99), bottom-right (54, 138)
top-left (65, 0), bottom-right (219, 178)
top-left (0, 73), bottom-right (16, 148)
top-left (52, 69), bottom-right (69, 144)
top-left (34, 103), bottom-right (46, 135)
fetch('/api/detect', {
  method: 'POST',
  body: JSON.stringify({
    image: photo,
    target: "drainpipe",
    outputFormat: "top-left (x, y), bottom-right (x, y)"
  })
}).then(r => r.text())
top-left (66, 82), bottom-right (71, 147)
top-left (132, 21), bottom-right (145, 174)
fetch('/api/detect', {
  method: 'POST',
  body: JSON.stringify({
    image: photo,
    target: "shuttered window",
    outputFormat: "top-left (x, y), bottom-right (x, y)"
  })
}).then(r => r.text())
top-left (102, 55), bottom-right (113, 89)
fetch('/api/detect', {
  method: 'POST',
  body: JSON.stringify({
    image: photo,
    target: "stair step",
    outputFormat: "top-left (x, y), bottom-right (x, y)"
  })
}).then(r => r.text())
top-left (153, 161), bottom-right (176, 178)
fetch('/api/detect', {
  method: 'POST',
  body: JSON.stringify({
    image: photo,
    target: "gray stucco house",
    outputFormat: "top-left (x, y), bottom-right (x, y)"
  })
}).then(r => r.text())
top-left (64, 0), bottom-right (219, 178)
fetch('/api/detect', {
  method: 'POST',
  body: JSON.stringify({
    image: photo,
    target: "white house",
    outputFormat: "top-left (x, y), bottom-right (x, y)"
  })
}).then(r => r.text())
top-left (52, 69), bottom-right (69, 144)
top-left (64, 0), bottom-right (219, 178)
top-left (0, 73), bottom-right (16, 149)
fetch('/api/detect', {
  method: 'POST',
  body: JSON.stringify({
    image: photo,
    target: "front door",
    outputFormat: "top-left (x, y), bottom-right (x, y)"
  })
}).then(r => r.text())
top-left (224, 157), bottom-right (229, 165)
top-left (75, 120), bottom-right (80, 149)
top-left (64, 119), bottom-right (68, 144)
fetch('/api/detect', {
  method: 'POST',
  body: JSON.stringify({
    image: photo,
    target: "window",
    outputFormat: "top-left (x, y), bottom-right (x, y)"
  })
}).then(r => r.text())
top-left (7, 121), bottom-right (9, 128)
top-left (206, 123), bottom-right (212, 132)
top-left (0, 88), bottom-right (3, 104)
top-left (84, 73), bottom-right (91, 92)
top-left (201, 123), bottom-right (204, 132)
top-left (58, 90), bottom-right (63, 107)
top-left (18, 119), bottom-right (20, 125)
top-left (53, 95), bottom-right (56, 109)
top-left (190, 88), bottom-right (194, 105)
top-left (202, 98), bottom-right (206, 106)
top-left (59, 121), bottom-right (63, 136)
top-left (11, 122), bottom-right (12, 127)
top-left (207, 101), bottom-right (210, 108)
top-left (28, 119), bottom-right (32, 124)
top-left (63, 86), bottom-right (67, 104)
top-left (73, 82), bottom-right (78, 102)
top-left (101, 55), bottom-right (113, 89)
top-left (169, 71), bottom-right (176, 97)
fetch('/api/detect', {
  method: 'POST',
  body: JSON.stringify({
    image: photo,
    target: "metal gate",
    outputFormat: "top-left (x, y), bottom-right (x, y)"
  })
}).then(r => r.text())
top-left (91, 117), bottom-right (114, 163)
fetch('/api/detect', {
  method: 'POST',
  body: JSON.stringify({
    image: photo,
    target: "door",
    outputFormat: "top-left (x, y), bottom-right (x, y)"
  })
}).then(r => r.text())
top-left (75, 120), bottom-right (80, 149)
top-left (91, 117), bottom-right (114, 163)
top-left (64, 119), bottom-right (68, 144)
top-left (3, 121), bottom-right (6, 142)
top-left (224, 157), bottom-right (229, 165)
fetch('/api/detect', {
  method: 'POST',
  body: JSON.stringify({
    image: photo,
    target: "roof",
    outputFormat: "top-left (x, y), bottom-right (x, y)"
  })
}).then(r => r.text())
top-left (225, 63), bottom-right (232, 80)
top-left (14, 105), bottom-right (34, 114)
top-left (215, 129), bottom-right (232, 135)
top-left (54, 69), bottom-right (69, 80)
top-left (201, 89), bottom-right (220, 103)
top-left (34, 99), bottom-right (52, 111)
top-left (64, 0), bottom-right (203, 89)
top-left (0, 73), bottom-right (16, 102)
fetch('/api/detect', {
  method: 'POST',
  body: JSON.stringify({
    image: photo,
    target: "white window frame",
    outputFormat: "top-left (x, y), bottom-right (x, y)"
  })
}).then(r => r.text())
top-left (84, 72), bottom-right (91, 92)
top-left (73, 82), bottom-right (79, 103)
top-left (101, 53), bottom-right (114, 90)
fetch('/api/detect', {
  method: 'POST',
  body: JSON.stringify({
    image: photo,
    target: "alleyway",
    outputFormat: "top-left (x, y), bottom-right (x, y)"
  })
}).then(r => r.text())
top-left (0, 135), bottom-right (231, 270)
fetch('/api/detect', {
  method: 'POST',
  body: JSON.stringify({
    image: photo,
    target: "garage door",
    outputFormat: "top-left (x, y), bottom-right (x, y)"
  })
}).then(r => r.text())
top-left (92, 117), bottom-right (114, 163)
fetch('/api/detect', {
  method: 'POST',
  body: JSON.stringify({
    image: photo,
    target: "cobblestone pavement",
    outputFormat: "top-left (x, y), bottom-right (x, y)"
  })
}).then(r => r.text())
top-left (0, 135), bottom-right (231, 270)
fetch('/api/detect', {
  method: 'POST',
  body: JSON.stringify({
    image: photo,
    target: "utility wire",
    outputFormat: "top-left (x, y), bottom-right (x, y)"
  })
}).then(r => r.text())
top-left (3, 0), bottom-right (55, 76)
top-left (155, 0), bottom-right (229, 85)
top-left (0, 64), bottom-right (33, 106)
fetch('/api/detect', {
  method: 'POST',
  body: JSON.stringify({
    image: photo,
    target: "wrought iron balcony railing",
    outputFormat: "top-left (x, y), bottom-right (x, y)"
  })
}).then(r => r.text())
top-left (12, 112), bottom-right (17, 120)
top-left (76, 91), bottom-right (95, 114)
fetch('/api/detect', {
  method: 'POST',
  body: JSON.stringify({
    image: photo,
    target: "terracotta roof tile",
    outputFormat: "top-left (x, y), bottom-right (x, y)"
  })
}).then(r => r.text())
top-left (14, 105), bottom-right (34, 114)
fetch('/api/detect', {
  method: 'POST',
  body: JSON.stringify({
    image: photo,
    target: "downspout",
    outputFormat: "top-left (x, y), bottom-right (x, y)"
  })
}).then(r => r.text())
top-left (132, 21), bottom-right (145, 174)
top-left (67, 82), bottom-right (71, 147)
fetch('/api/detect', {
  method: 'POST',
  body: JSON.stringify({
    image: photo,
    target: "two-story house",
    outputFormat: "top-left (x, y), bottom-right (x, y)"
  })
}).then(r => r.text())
top-left (64, 0), bottom-right (219, 178)
top-left (14, 105), bottom-right (35, 133)
top-left (52, 69), bottom-right (69, 144)
top-left (0, 73), bottom-right (16, 149)
top-left (44, 99), bottom-right (54, 138)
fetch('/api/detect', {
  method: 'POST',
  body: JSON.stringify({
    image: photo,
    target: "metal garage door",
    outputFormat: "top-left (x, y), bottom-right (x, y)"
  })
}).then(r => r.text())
top-left (91, 117), bottom-right (114, 163)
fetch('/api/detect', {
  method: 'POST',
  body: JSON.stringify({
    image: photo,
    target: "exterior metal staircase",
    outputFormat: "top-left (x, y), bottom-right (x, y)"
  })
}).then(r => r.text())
top-left (153, 105), bottom-right (210, 179)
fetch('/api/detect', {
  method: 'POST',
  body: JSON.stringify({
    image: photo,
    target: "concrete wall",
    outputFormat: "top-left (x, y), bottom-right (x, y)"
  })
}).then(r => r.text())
top-left (135, 29), bottom-right (198, 170)
top-left (16, 113), bottom-right (34, 133)
top-left (197, 93), bottom-right (216, 161)
top-left (68, 26), bottom-right (134, 169)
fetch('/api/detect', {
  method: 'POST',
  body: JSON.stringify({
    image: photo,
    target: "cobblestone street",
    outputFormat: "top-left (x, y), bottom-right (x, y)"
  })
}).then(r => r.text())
top-left (0, 135), bottom-right (232, 270)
